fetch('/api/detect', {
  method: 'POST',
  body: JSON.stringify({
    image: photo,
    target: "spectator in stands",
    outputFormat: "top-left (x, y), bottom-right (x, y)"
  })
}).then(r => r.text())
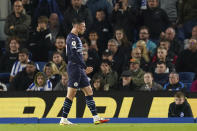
top-left (151, 46), bottom-right (175, 73)
top-left (153, 61), bottom-right (169, 86)
top-left (50, 52), bottom-right (67, 76)
top-left (21, 0), bottom-right (38, 18)
top-left (88, 31), bottom-right (99, 52)
top-left (43, 63), bottom-right (61, 89)
top-left (140, 0), bottom-right (170, 42)
top-left (164, 72), bottom-right (186, 91)
top-left (0, 82), bottom-right (7, 91)
top-left (82, 49), bottom-right (98, 78)
top-left (128, 58), bottom-right (145, 89)
top-left (92, 75), bottom-right (104, 91)
top-left (53, 72), bottom-right (68, 91)
top-left (0, 37), bottom-right (20, 72)
top-left (133, 26), bottom-right (157, 56)
top-left (91, 9), bottom-right (113, 47)
top-left (161, 27), bottom-right (183, 55)
top-left (111, 0), bottom-right (137, 41)
top-left (82, 38), bottom-right (100, 72)
top-left (131, 47), bottom-right (149, 72)
top-left (93, 60), bottom-right (118, 91)
top-left (159, 39), bottom-right (177, 63)
top-left (168, 92), bottom-right (193, 117)
top-left (178, 0), bottom-right (197, 39)
top-left (191, 80), bottom-right (197, 92)
top-left (107, 39), bottom-right (126, 75)
top-left (119, 70), bottom-right (134, 91)
top-left (53, 36), bottom-right (67, 61)
top-left (140, 72), bottom-right (163, 91)
top-left (86, 0), bottom-right (113, 18)
top-left (28, 16), bottom-right (52, 62)
top-left (159, 0), bottom-right (179, 23)
top-left (114, 28), bottom-right (131, 60)
top-left (49, 13), bottom-right (64, 44)
top-left (4, 0), bottom-right (31, 46)
top-left (135, 40), bottom-right (150, 63)
top-left (27, 72), bottom-right (52, 91)
top-left (10, 48), bottom-right (29, 82)
top-left (9, 61), bottom-right (39, 91)
top-left (184, 26), bottom-right (197, 49)
top-left (63, 0), bottom-right (93, 34)
top-left (176, 39), bottom-right (197, 74)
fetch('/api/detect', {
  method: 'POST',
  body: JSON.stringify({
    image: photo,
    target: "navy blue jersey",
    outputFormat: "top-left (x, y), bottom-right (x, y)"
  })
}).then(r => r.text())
top-left (66, 33), bottom-right (87, 69)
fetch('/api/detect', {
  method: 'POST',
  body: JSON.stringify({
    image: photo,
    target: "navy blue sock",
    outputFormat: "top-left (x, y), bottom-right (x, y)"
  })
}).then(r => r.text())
top-left (85, 95), bottom-right (97, 116)
top-left (62, 97), bottom-right (72, 118)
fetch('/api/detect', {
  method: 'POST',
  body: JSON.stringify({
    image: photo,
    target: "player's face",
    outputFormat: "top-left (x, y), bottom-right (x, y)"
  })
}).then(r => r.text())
top-left (37, 75), bottom-right (44, 86)
top-left (53, 54), bottom-right (62, 64)
top-left (175, 97), bottom-right (185, 105)
top-left (18, 53), bottom-right (28, 63)
top-left (78, 22), bottom-right (86, 35)
top-left (55, 39), bottom-right (66, 49)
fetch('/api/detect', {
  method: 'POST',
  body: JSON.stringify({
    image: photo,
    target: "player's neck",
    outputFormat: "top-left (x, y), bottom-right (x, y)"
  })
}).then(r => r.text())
top-left (71, 28), bottom-right (78, 36)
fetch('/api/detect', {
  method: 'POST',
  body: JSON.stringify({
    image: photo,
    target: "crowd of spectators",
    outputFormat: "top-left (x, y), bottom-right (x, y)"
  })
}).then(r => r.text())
top-left (0, 0), bottom-right (197, 92)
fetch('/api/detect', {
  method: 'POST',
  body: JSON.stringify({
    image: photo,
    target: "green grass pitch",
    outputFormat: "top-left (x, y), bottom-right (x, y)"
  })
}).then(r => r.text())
top-left (0, 124), bottom-right (196, 131)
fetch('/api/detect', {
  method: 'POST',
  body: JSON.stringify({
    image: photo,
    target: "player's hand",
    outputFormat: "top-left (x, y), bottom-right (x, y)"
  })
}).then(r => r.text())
top-left (85, 67), bottom-right (93, 74)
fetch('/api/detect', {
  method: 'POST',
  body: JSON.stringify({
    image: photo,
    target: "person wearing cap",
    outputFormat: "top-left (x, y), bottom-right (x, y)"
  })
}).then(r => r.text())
top-left (140, 72), bottom-right (163, 91)
top-left (9, 48), bottom-right (39, 82)
top-left (119, 70), bottom-right (133, 91)
top-left (92, 60), bottom-right (118, 91)
top-left (128, 58), bottom-right (145, 90)
top-left (9, 61), bottom-right (39, 91)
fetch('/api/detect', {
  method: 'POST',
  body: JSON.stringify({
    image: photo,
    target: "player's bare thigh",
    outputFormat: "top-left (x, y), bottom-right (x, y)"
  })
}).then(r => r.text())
top-left (66, 87), bottom-right (77, 100)
top-left (81, 86), bottom-right (93, 96)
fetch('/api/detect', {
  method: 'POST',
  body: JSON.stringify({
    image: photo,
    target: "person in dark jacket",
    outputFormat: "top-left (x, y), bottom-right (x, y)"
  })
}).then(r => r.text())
top-left (63, 0), bottom-right (93, 35)
top-left (28, 16), bottom-right (52, 62)
top-left (4, 0), bottom-right (31, 46)
top-left (53, 72), bottom-right (68, 91)
top-left (9, 61), bottom-right (39, 91)
top-left (164, 72), bottom-right (186, 91)
top-left (140, 0), bottom-right (170, 41)
top-left (176, 39), bottom-right (197, 74)
top-left (0, 37), bottom-right (20, 72)
top-left (111, 0), bottom-right (137, 41)
top-left (168, 92), bottom-right (193, 117)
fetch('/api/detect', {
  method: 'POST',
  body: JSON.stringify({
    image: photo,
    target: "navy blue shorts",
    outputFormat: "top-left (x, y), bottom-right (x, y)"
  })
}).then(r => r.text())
top-left (67, 62), bottom-right (90, 88)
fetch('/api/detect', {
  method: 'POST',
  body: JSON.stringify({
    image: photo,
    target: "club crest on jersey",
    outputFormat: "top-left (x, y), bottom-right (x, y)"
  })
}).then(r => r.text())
top-left (74, 82), bottom-right (78, 87)
top-left (180, 112), bottom-right (184, 117)
top-left (72, 41), bottom-right (77, 48)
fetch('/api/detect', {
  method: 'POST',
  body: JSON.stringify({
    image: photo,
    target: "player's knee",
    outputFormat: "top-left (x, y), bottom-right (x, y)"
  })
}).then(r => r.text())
top-left (67, 89), bottom-right (77, 100)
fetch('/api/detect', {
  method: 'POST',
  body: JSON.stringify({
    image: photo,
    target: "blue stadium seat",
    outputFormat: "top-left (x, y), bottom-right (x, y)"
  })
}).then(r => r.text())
top-left (36, 62), bottom-right (47, 72)
top-left (184, 83), bottom-right (192, 91)
top-left (179, 72), bottom-right (195, 83)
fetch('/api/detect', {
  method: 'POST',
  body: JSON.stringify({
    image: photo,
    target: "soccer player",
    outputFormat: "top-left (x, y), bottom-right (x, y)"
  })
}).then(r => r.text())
top-left (59, 18), bottom-right (110, 125)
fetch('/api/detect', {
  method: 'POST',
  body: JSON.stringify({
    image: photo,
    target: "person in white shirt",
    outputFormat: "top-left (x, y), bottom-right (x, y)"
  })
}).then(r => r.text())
top-left (27, 72), bottom-right (52, 91)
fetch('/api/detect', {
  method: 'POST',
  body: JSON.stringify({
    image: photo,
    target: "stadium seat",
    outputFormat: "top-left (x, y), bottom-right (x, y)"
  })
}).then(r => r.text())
top-left (0, 73), bottom-right (10, 84)
top-left (36, 62), bottom-right (47, 72)
top-left (179, 72), bottom-right (195, 83)
top-left (184, 83), bottom-right (192, 92)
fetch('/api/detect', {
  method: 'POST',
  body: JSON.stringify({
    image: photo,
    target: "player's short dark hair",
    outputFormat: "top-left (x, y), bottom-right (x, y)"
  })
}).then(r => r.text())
top-left (174, 92), bottom-right (185, 98)
top-left (72, 18), bottom-right (85, 25)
